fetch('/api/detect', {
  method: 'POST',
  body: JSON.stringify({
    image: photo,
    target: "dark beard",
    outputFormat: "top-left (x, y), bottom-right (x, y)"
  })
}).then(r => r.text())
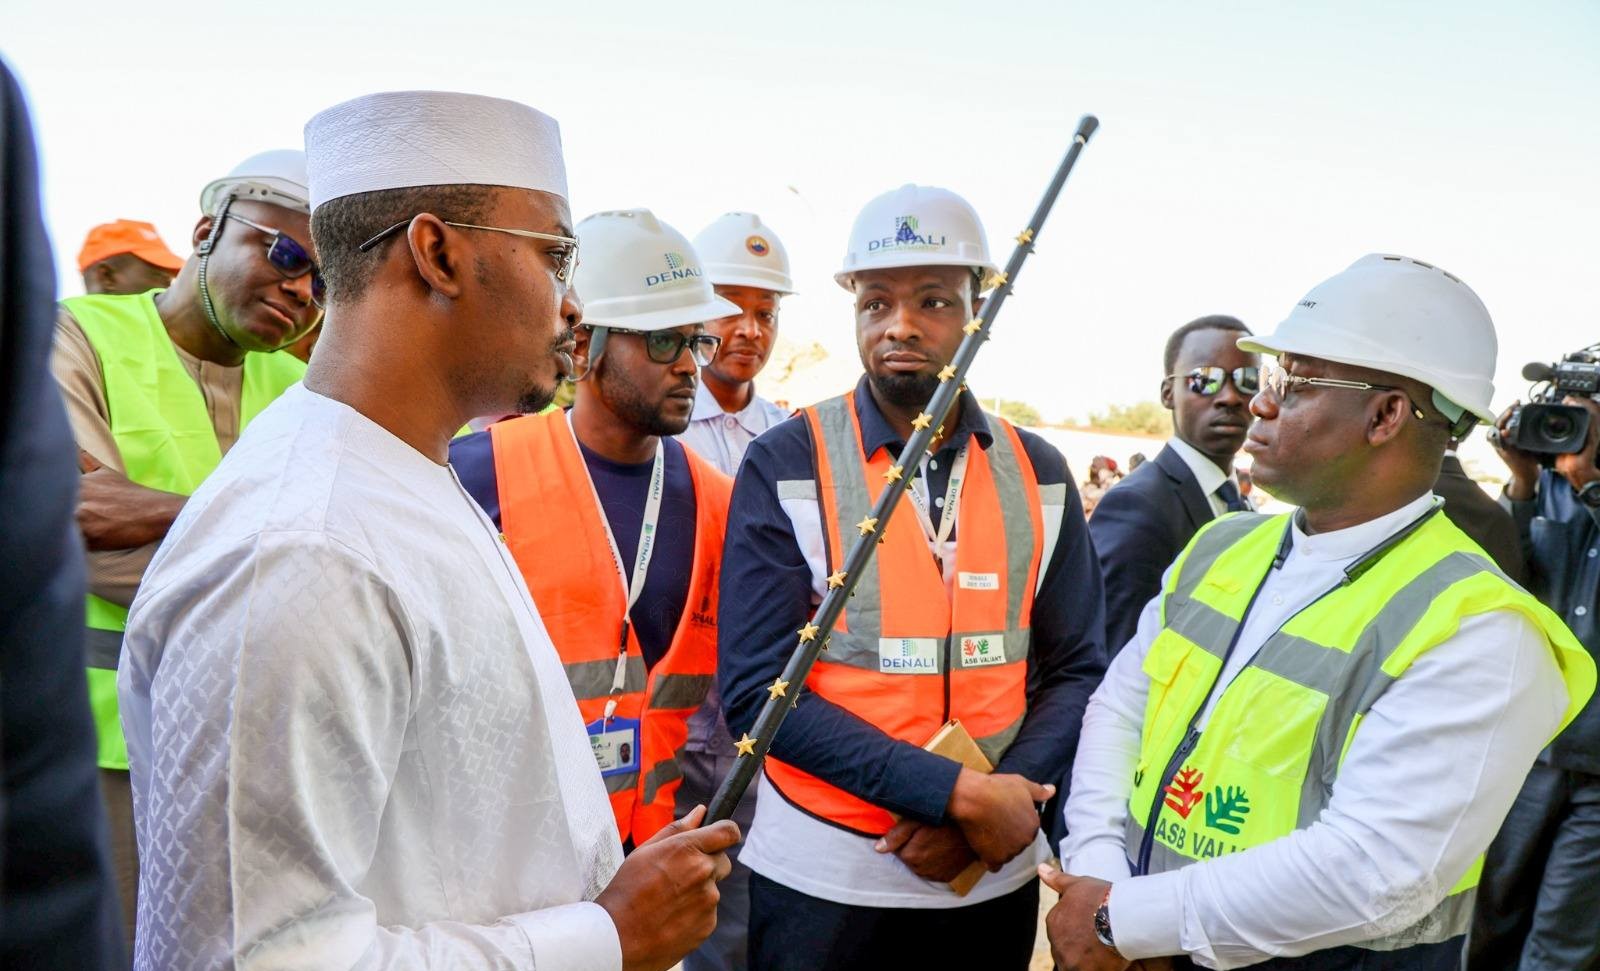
top-left (602, 364), bottom-right (693, 437)
top-left (869, 369), bottom-right (940, 408)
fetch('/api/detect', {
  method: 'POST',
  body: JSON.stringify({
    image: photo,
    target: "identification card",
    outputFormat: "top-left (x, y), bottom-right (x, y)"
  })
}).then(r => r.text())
top-left (958, 572), bottom-right (1000, 591)
top-left (586, 716), bottom-right (641, 776)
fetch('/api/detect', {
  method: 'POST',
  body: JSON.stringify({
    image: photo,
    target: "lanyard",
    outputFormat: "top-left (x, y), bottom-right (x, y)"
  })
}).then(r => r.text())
top-left (904, 441), bottom-right (970, 553)
top-left (566, 413), bottom-right (664, 721)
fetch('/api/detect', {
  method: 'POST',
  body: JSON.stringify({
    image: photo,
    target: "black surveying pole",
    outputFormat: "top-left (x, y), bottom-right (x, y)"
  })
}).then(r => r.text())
top-left (705, 115), bottom-right (1101, 825)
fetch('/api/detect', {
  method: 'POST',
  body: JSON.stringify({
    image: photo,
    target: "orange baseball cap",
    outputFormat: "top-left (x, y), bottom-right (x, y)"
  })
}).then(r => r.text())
top-left (77, 219), bottom-right (185, 273)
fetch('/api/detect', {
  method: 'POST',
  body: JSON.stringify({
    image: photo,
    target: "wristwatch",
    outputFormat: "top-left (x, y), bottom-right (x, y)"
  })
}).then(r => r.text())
top-left (1093, 886), bottom-right (1118, 952)
top-left (1580, 480), bottom-right (1600, 509)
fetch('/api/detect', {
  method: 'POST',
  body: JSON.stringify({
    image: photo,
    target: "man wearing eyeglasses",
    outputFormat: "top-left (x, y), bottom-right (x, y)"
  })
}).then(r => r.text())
top-left (49, 148), bottom-right (322, 940)
top-left (1089, 315), bottom-right (1259, 657)
top-left (452, 208), bottom-right (738, 848)
top-left (1047, 255), bottom-right (1594, 971)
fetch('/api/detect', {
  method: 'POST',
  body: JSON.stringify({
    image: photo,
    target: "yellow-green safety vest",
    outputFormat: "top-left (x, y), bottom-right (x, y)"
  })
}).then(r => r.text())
top-left (1125, 508), bottom-right (1595, 952)
top-left (65, 291), bottom-right (306, 771)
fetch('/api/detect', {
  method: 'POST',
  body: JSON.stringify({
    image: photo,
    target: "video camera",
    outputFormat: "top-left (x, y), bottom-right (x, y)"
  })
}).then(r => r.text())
top-left (1489, 346), bottom-right (1600, 462)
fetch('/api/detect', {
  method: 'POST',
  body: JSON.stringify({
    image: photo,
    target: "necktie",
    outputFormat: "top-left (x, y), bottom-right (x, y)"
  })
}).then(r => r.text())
top-left (1215, 480), bottom-right (1250, 513)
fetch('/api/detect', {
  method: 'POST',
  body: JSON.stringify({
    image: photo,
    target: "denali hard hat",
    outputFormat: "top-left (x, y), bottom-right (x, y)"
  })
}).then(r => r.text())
top-left (692, 212), bottom-right (795, 294)
top-left (573, 209), bottom-right (740, 332)
top-left (834, 183), bottom-right (998, 291)
top-left (1240, 254), bottom-right (1498, 425)
top-left (199, 149), bottom-right (312, 216)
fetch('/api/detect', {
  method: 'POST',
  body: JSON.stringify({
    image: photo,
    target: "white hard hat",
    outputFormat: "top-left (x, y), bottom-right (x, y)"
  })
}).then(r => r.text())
top-left (692, 212), bottom-right (795, 294)
top-left (835, 183), bottom-right (998, 291)
top-left (200, 149), bottom-right (312, 216)
top-left (574, 209), bottom-right (740, 332)
top-left (1240, 254), bottom-right (1497, 425)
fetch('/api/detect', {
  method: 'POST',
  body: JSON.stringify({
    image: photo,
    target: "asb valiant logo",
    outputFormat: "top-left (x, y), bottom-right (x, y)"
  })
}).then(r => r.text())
top-left (959, 635), bottom-right (1006, 668)
top-left (746, 235), bottom-right (770, 257)
top-left (866, 214), bottom-right (947, 255)
top-left (1156, 765), bottom-right (1252, 860)
top-left (646, 251), bottom-right (703, 288)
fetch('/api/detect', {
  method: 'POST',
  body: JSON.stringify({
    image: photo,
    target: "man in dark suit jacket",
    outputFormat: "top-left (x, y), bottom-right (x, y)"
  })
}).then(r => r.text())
top-left (0, 60), bottom-right (127, 969)
top-left (1433, 444), bottom-right (1526, 584)
top-left (1090, 316), bottom-right (1259, 654)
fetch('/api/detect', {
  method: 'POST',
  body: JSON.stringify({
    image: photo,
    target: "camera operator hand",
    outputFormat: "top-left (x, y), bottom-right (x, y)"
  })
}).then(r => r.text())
top-left (1552, 396), bottom-right (1600, 494)
top-left (1493, 402), bottom-right (1543, 500)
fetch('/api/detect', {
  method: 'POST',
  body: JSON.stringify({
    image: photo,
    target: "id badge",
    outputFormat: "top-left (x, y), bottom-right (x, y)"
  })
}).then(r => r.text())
top-left (585, 716), bottom-right (641, 777)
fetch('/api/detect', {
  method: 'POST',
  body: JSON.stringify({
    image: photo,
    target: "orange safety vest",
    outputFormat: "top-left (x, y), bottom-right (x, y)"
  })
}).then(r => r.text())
top-left (764, 393), bottom-right (1045, 835)
top-left (491, 410), bottom-right (729, 843)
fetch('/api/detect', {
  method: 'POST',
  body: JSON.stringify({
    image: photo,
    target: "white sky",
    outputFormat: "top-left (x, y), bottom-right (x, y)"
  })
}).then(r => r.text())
top-left (5, 0), bottom-right (1597, 425)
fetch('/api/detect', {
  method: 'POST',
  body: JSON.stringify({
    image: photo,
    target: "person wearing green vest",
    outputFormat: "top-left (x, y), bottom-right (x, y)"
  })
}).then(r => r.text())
top-left (1044, 254), bottom-right (1597, 971)
top-left (48, 148), bottom-right (323, 943)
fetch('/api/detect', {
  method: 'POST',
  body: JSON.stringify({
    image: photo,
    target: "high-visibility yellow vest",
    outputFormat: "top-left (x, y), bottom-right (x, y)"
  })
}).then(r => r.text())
top-left (1126, 509), bottom-right (1594, 951)
top-left (65, 291), bottom-right (306, 770)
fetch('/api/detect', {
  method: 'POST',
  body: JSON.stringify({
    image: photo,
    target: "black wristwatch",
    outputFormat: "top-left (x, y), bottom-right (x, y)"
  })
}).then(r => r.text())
top-left (1093, 887), bottom-right (1118, 952)
top-left (1580, 480), bottom-right (1600, 509)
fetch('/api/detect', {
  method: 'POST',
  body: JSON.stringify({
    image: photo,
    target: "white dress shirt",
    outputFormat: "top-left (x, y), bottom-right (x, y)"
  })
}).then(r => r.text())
top-left (119, 384), bottom-right (624, 971)
top-left (1164, 436), bottom-right (1236, 518)
top-left (1060, 492), bottom-right (1571, 968)
top-left (677, 379), bottom-right (790, 477)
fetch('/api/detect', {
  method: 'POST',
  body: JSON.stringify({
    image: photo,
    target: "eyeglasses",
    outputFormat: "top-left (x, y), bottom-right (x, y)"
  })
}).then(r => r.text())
top-left (1259, 362), bottom-right (1427, 420)
top-left (605, 327), bottom-right (722, 367)
top-left (1168, 365), bottom-right (1260, 396)
top-left (226, 212), bottom-right (326, 308)
top-left (358, 218), bottom-right (580, 284)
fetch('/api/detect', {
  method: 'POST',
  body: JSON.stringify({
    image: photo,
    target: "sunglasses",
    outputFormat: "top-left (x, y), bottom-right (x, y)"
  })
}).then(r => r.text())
top-left (1259, 363), bottom-right (1427, 420)
top-left (1168, 365), bottom-right (1260, 396)
top-left (358, 218), bottom-right (580, 285)
top-left (226, 212), bottom-right (326, 308)
top-left (607, 327), bottom-right (722, 367)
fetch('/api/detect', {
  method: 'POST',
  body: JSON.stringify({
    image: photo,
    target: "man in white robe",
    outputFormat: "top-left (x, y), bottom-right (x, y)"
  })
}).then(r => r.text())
top-left (118, 90), bottom-right (738, 971)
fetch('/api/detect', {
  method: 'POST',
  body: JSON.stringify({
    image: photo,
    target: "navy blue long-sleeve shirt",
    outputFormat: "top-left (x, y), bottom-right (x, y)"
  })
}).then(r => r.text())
top-left (1508, 468), bottom-right (1600, 773)
top-left (719, 378), bottom-right (1107, 826)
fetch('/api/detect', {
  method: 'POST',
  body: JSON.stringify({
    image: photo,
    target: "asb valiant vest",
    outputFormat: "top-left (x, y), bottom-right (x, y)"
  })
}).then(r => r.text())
top-left (490, 410), bottom-right (729, 843)
top-left (65, 291), bottom-right (306, 771)
top-left (764, 393), bottom-right (1047, 836)
top-left (1126, 510), bottom-right (1595, 952)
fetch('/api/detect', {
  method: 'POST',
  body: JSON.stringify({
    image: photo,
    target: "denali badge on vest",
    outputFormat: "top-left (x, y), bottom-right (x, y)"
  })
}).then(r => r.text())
top-left (958, 634), bottom-right (1006, 667)
top-left (958, 572), bottom-right (1000, 591)
top-left (586, 716), bottom-right (641, 777)
top-left (878, 637), bottom-right (939, 674)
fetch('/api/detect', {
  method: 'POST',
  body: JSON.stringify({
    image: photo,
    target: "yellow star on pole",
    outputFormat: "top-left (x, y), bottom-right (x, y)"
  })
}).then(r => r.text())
top-left (798, 622), bottom-right (821, 643)
top-left (937, 365), bottom-right (957, 382)
top-left (964, 317), bottom-right (983, 335)
top-left (912, 412), bottom-right (933, 431)
top-left (768, 678), bottom-right (790, 700)
top-left (826, 569), bottom-right (847, 589)
top-left (734, 733), bottom-right (758, 757)
top-left (1015, 228), bottom-right (1034, 244)
top-left (856, 515), bottom-right (878, 536)
top-left (883, 464), bottom-right (904, 483)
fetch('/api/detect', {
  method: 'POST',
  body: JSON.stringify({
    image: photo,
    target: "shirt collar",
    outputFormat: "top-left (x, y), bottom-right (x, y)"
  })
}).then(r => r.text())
top-left (852, 374), bottom-right (993, 459)
top-left (1289, 491), bottom-right (1441, 563)
top-left (690, 379), bottom-right (780, 436)
top-left (1165, 435), bottom-right (1232, 497)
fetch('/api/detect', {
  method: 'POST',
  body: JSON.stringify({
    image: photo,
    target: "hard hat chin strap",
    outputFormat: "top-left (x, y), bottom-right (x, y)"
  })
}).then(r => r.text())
top-left (195, 196), bottom-right (242, 349)
top-left (566, 325), bottom-right (607, 383)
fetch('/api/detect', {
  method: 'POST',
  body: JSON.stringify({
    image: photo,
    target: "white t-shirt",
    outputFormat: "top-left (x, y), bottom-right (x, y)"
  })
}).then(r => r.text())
top-left (119, 383), bottom-right (624, 971)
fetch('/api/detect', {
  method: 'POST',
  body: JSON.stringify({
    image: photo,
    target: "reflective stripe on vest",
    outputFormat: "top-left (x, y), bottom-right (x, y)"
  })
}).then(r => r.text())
top-left (490, 410), bottom-right (729, 844)
top-left (1124, 510), bottom-right (1595, 951)
top-left (66, 291), bottom-right (306, 770)
top-left (763, 393), bottom-right (1044, 835)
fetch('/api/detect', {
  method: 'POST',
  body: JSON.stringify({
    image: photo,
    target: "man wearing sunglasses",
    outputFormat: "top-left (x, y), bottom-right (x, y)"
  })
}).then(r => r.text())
top-left (49, 148), bottom-right (321, 940)
top-left (1049, 255), bottom-right (1593, 971)
top-left (452, 207), bottom-right (738, 852)
top-left (1089, 315), bottom-right (1259, 657)
top-left (718, 184), bottom-right (1107, 970)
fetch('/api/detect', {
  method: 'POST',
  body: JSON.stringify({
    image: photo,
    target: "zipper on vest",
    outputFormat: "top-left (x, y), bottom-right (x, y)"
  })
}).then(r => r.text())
top-left (1136, 726), bottom-right (1201, 874)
